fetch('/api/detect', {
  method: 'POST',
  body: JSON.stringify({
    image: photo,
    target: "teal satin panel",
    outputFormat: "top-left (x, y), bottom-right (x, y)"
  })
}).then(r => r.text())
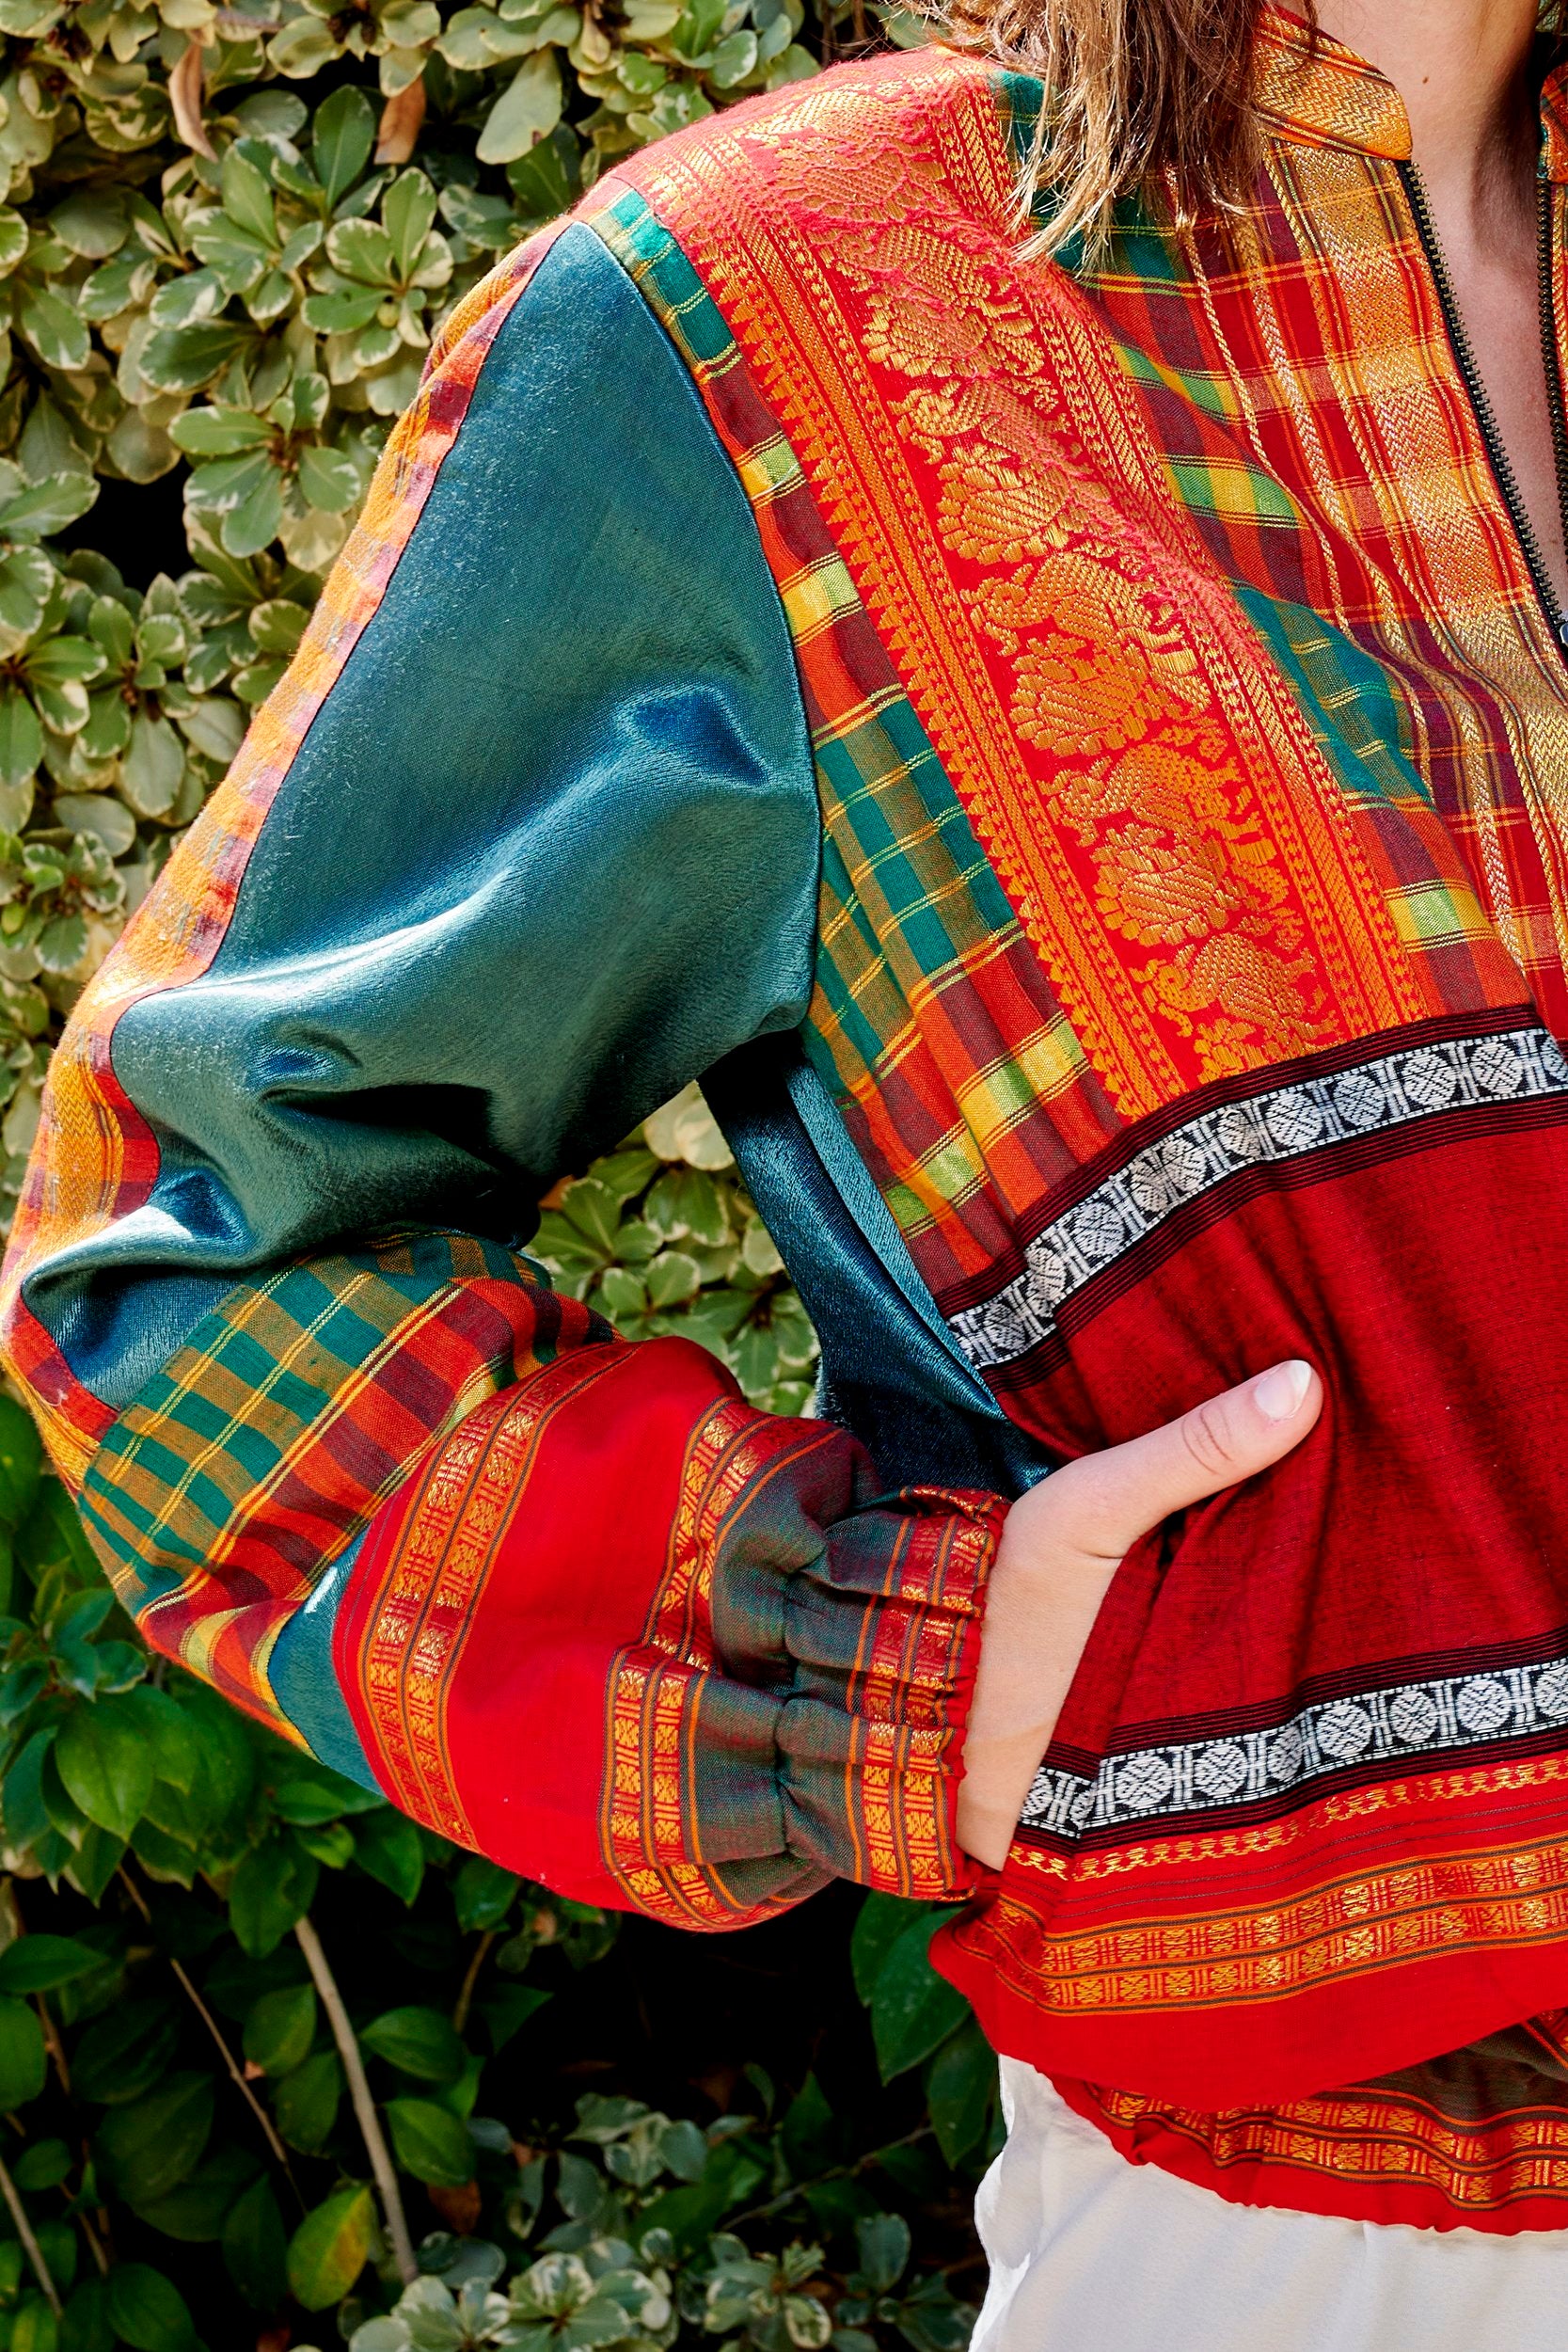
top-left (29, 221), bottom-right (1034, 1774)
top-left (38, 222), bottom-right (821, 1406)
top-left (268, 1532), bottom-right (378, 1788)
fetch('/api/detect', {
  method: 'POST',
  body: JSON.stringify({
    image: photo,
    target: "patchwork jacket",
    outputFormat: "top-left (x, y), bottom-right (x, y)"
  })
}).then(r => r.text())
top-left (15, 0), bottom-right (1568, 2234)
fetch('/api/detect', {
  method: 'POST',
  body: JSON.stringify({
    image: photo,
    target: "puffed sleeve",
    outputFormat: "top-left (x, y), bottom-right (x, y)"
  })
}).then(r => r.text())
top-left (0, 219), bottom-right (1002, 1927)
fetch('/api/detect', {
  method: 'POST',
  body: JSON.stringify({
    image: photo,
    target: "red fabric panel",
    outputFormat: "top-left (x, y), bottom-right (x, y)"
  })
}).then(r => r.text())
top-left (339, 1336), bottom-right (731, 1896)
top-left (932, 1113), bottom-right (1568, 2106)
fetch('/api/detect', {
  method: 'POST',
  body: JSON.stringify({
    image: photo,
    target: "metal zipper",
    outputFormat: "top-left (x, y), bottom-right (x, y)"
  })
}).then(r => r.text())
top-left (1399, 156), bottom-right (1568, 656)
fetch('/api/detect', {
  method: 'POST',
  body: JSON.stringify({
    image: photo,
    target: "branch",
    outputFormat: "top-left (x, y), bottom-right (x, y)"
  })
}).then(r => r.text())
top-left (451, 1931), bottom-right (495, 2036)
top-left (293, 1915), bottom-right (416, 2283)
top-left (34, 1997), bottom-right (68, 2096)
top-left (117, 1867), bottom-right (297, 2190)
top-left (0, 2151), bottom-right (59, 2315)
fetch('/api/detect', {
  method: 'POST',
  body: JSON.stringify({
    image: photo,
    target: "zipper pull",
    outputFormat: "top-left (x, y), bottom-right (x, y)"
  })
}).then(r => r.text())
top-left (1559, 614), bottom-right (1568, 648)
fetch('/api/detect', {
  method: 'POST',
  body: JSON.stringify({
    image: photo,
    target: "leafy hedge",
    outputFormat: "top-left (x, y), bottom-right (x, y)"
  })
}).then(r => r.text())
top-left (0, 1099), bottom-right (1000, 2349)
top-left (0, 0), bottom-right (1000, 2340)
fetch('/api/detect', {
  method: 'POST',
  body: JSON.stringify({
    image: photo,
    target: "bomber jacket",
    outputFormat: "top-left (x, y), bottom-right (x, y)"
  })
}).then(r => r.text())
top-left (15, 2), bottom-right (1568, 2233)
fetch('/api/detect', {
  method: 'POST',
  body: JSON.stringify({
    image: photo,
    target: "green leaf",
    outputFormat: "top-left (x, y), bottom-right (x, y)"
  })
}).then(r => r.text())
top-left (0, 475), bottom-right (98, 538)
top-left (312, 84), bottom-right (377, 207)
top-left (36, 913), bottom-right (87, 976)
top-left (325, 215), bottom-right (398, 284)
top-left (0, 687), bottom-right (41, 791)
top-left (0, 1392), bottom-right (41, 1529)
top-left (850, 1890), bottom-right (927, 2003)
top-left (104, 2264), bottom-right (196, 2351)
top-left (452, 1856), bottom-right (518, 1932)
top-left (138, 321), bottom-right (256, 395)
top-left (361, 2003), bottom-right (465, 2083)
top-left (477, 53), bottom-right (563, 165)
top-left (120, 708), bottom-right (185, 818)
top-left (18, 286), bottom-right (89, 373)
top-left (0, 1934), bottom-right (101, 1994)
top-left (118, 1687), bottom-right (200, 1793)
top-left (71, 1999), bottom-right (179, 2106)
top-left (131, 2142), bottom-right (259, 2241)
top-left (352, 1807), bottom-right (424, 1903)
top-left (60, 2275), bottom-right (114, 2352)
top-left (710, 24), bottom-right (758, 81)
top-left (645, 1250), bottom-right (702, 1310)
top-left (229, 1836), bottom-right (317, 1957)
top-left (147, 268), bottom-right (225, 332)
top-left (854, 2211), bottom-right (911, 2294)
top-left (925, 2014), bottom-right (995, 2166)
top-left (47, 189), bottom-right (126, 261)
top-left (267, 1753), bottom-right (383, 1824)
top-left (385, 2094), bottom-right (475, 2185)
top-left (222, 2175), bottom-right (288, 2311)
top-left (296, 442), bottom-right (361, 513)
top-left (220, 144), bottom-right (277, 246)
top-left (168, 407), bottom-right (271, 458)
top-left (176, 1682), bottom-right (255, 1834)
top-left (242, 1981), bottom-right (316, 2075)
top-left (636, 2137), bottom-right (764, 2254)
top-left (272, 2046), bottom-right (341, 2152)
top-left (54, 1701), bottom-right (154, 1839)
top-left (382, 168), bottom-right (437, 278)
top-left (286, 2183), bottom-right (375, 2311)
top-left (96, 2074), bottom-right (214, 2204)
top-left (0, 1994), bottom-right (46, 2110)
top-left (869, 1913), bottom-right (969, 2083)
top-left (505, 119), bottom-right (579, 217)
top-left (186, 448), bottom-right (276, 517)
top-left (476, 1981), bottom-right (549, 2054)
top-left (3, 1728), bottom-right (55, 1844)
top-left (220, 463), bottom-right (284, 561)
top-left (12, 2137), bottom-right (69, 2191)
top-left (299, 286), bottom-right (386, 334)
top-left (269, 13), bottom-right (341, 72)
top-left (0, 547), bottom-right (52, 651)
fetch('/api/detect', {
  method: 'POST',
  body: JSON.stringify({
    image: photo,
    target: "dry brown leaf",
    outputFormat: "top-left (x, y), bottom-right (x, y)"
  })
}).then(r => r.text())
top-left (169, 37), bottom-right (215, 159)
top-left (375, 73), bottom-right (427, 166)
top-left (426, 2178), bottom-right (483, 2233)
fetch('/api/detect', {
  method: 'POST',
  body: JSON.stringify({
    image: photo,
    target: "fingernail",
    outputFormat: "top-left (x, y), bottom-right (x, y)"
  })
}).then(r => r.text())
top-left (1253, 1359), bottom-right (1313, 1422)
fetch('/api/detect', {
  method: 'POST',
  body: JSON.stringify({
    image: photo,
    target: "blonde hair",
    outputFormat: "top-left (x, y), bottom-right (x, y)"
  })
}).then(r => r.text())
top-left (934, 0), bottom-right (1286, 260)
top-left (934, 0), bottom-right (1568, 264)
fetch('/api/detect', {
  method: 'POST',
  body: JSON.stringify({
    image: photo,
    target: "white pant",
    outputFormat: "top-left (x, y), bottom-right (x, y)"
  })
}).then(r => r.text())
top-left (973, 2061), bottom-right (1568, 2352)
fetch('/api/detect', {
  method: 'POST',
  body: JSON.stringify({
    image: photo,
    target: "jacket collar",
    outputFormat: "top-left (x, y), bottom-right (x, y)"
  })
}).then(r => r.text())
top-left (1253, 3), bottom-right (1568, 184)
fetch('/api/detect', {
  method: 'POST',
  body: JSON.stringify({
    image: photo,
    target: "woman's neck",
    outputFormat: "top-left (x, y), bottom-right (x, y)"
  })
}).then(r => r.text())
top-left (1312, 0), bottom-right (1539, 227)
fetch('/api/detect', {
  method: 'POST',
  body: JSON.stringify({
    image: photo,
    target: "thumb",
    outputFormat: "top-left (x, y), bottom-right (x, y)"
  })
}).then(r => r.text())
top-left (1047, 1359), bottom-right (1323, 1565)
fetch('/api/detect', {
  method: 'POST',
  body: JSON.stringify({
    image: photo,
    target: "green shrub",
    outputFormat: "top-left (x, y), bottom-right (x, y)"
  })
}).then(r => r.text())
top-left (0, 1111), bottom-right (1000, 2345)
top-left (0, 0), bottom-right (1001, 2338)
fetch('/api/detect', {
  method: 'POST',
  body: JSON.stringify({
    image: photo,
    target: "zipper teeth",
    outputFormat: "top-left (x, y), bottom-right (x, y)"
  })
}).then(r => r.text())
top-left (1536, 174), bottom-right (1568, 586)
top-left (1400, 156), bottom-right (1568, 651)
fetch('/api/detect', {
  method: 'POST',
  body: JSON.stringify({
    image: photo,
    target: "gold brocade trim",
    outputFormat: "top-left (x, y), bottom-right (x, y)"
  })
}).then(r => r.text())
top-left (601, 1395), bottom-right (791, 1927)
top-left (356, 1349), bottom-right (615, 1846)
top-left (1077, 2074), bottom-right (1568, 2208)
top-left (1006, 1749), bottom-right (1568, 1882)
top-left (970, 1766), bottom-right (1568, 2013)
top-left (1256, 140), bottom-right (1568, 1002)
top-left (626, 54), bottom-right (1422, 1123)
top-left (1251, 4), bottom-right (1411, 161)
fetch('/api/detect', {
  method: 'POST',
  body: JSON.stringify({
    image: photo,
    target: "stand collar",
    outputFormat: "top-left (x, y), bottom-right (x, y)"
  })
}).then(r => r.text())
top-left (1253, 4), bottom-right (1568, 184)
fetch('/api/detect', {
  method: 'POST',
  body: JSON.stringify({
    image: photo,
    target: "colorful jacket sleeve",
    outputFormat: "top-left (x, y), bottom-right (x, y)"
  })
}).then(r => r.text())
top-left (0, 219), bottom-right (1003, 1927)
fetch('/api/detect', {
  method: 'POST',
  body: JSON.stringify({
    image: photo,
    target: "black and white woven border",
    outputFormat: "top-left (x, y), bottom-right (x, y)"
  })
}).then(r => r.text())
top-left (1021, 1655), bottom-right (1568, 1839)
top-left (950, 1024), bottom-right (1568, 1374)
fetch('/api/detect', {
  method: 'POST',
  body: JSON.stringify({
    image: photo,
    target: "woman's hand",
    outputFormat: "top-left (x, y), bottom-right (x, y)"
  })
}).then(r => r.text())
top-left (956, 1359), bottom-right (1325, 1869)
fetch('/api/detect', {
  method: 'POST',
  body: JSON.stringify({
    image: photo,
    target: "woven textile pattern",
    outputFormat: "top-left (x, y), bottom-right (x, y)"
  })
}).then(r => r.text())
top-left (16, 0), bottom-right (1568, 2238)
top-left (592, 25), bottom-right (1568, 2225)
